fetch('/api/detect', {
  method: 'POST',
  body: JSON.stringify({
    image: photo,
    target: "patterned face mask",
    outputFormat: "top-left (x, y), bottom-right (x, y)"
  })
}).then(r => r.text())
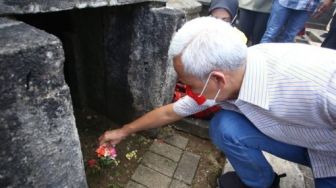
top-left (185, 73), bottom-right (221, 105)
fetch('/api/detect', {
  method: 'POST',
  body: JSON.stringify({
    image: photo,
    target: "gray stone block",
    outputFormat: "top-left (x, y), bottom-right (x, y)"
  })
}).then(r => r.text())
top-left (173, 152), bottom-right (200, 185)
top-left (174, 117), bottom-right (210, 139)
top-left (132, 165), bottom-right (172, 188)
top-left (105, 5), bottom-right (184, 122)
top-left (299, 165), bottom-right (315, 188)
top-left (169, 180), bottom-right (191, 188)
top-left (150, 142), bottom-right (183, 162)
top-left (164, 134), bottom-right (189, 150)
top-left (14, 3), bottom-right (184, 133)
top-left (0, 18), bottom-right (87, 187)
top-left (142, 151), bottom-right (178, 177)
top-left (126, 180), bottom-right (147, 188)
top-left (166, 0), bottom-right (202, 14)
top-left (0, 0), bottom-right (163, 15)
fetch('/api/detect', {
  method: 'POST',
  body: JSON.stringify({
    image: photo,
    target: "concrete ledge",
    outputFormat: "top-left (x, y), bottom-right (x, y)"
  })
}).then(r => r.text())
top-left (173, 117), bottom-right (210, 139)
top-left (306, 28), bottom-right (328, 43)
top-left (0, 0), bottom-right (166, 15)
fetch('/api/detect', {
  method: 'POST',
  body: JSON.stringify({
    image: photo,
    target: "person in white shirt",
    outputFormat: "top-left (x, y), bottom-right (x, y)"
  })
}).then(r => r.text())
top-left (99, 17), bottom-right (336, 188)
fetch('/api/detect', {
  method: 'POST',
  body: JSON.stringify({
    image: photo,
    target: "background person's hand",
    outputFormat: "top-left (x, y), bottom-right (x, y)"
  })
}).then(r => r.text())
top-left (98, 128), bottom-right (128, 146)
top-left (312, 0), bottom-right (333, 18)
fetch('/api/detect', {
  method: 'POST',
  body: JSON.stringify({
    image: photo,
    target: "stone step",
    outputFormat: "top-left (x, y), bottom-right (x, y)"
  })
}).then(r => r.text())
top-left (128, 136), bottom-right (201, 188)
top-left (173, 117), bottom-right (211, 139)
top-left (149, 141), bottom-right (183, 162)
top-left (173, 151), bottom-right (201, 185)
top-left (131, 165), bottom-right (172, 188)
top-left (305, 28), bottom-right (328, 43)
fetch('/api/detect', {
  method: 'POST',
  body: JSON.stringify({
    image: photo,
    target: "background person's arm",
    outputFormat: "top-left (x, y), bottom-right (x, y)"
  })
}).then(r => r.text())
top-left (312, 0), bottom-right (334, 18)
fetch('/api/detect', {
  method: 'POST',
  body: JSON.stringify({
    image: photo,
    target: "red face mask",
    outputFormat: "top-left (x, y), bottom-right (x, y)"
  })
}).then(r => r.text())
top-left (185, 85), bottom-right (207, 105)
top-left (185, 73), bottom-right (221, 105)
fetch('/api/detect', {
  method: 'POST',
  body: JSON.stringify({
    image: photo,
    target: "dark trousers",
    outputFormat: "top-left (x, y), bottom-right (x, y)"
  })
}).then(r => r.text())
top-left (238, 8), bottom-right (270, 45)
top-left (322, 14), bottom-right (336, 50)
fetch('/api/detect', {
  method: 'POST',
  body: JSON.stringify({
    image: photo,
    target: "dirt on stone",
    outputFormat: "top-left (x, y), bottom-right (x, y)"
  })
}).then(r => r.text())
top-left (75, 108), bottom-right (226, 188)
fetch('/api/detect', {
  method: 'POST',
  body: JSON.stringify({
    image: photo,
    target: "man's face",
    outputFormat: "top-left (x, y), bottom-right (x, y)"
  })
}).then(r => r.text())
top-left (173, 56), bottom-right (221, 101)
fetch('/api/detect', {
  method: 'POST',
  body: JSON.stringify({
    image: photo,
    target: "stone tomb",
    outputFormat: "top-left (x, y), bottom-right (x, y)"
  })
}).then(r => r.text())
top-left (0, 1), bottom-right (187, 187)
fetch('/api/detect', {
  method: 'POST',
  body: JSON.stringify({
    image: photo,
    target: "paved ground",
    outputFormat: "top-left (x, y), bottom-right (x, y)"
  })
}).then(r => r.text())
top-left (126, 126), bottom-right (314, 188)
top-left (126, 134), bottom-right (201, 188)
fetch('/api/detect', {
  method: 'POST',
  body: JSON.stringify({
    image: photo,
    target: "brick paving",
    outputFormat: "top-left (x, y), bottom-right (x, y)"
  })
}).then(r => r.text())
top-left (126, 134), bottom-right (200, 188)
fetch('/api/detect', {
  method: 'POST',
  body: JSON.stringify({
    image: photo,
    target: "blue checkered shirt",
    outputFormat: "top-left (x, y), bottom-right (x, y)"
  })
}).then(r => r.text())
top-left (279, 0), bottom-right (321, 11)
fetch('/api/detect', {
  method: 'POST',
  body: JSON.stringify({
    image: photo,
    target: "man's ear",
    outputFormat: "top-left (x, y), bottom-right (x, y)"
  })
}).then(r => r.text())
top-left (210, 71), bottom-right (226, 87)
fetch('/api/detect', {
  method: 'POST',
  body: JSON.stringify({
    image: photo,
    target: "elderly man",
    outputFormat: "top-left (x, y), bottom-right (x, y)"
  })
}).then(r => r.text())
top-left (99, 17), bottom-right (336, 188)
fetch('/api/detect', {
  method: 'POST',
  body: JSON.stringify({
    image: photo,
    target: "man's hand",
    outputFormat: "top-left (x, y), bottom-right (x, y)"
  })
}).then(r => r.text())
top-left (98, 103), bottom-right (182, 146)
top-left (312, 0), bottom-right (333, 18)
top-left (98, 128), bottom-right (128, 146)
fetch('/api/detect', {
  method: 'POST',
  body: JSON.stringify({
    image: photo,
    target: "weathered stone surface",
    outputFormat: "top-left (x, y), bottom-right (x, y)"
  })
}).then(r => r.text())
top-left (166, 0), bottom-right (202, 20)
top-left (142, 151), bottom-right (178, 177)
top-left (0, 18), bottom-right (87, 187)
top-left (104, 4), bottom-right (184, 125)
top-left (299, 164), bottom-right (315, 188)
top-left (126, 180), bottom-right (147, 188)
top-left (169, 180), bottom-right (191, 188)
top-left (0, 0), bottom-right (167, 15)
top-left (174, 152), bottom-right (200, 185)
top-left (164, 134), bottom-right (189, 149)
top-left (150, 141), bottom-right (183, 162)
top-left (166, 0), bottom-right (202, 14)
top-left (223, 152), bottom-right (312, 188)
top-left (174, 117), bottom-right (210, 139)
top-left (132, 165), bottom-right (172, 188)
top-left (14, 3), bottom-right (184, 130)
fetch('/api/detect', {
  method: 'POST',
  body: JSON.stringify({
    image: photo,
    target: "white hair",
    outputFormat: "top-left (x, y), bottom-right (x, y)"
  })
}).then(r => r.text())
top-left (168, 17), bottom-right (247, 80)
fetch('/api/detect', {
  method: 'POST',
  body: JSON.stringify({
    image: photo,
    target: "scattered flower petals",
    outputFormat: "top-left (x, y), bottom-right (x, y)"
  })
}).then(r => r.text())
top-left (96, 145), bottom-right (117, 159)
top-left (87, 159), bottom-right (97, 168)
top-left (126, 150), bottom-right (138, 160)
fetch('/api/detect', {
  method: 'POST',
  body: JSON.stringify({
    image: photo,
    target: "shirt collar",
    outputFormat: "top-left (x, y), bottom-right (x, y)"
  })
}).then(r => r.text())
top-left (237, 49), bottom-right (269, 110)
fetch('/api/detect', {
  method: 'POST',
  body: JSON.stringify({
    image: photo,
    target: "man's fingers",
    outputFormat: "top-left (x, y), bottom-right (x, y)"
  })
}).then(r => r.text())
top-left (98, 131), bottom-right (109, 145)
top-left (109, 141), bottom-right (117, 146)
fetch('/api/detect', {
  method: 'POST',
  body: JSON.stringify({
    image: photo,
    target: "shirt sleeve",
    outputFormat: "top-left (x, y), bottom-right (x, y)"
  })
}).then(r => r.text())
top-left (219, 101), bottom-right (241, 113)
top-left (173, 95), bottom-right (213, 117)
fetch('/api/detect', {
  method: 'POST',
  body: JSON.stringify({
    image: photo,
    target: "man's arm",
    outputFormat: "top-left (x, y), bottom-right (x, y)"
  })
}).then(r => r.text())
top-left (98, 103), bottom-right (183, 146)
top-left (312, 0), bottom-right (334, 18)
